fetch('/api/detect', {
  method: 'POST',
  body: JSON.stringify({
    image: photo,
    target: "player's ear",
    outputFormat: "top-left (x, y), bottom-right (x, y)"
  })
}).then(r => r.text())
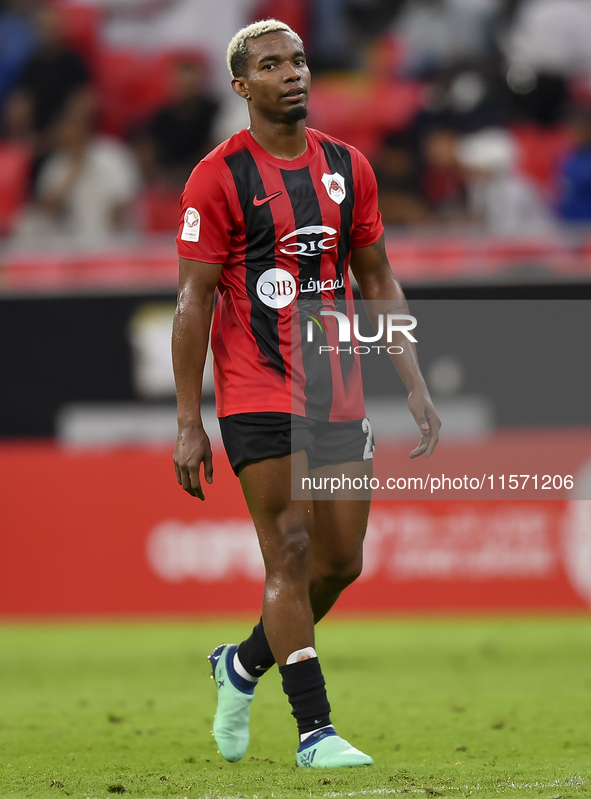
top-left (231, 76), bottom-right (251, 101)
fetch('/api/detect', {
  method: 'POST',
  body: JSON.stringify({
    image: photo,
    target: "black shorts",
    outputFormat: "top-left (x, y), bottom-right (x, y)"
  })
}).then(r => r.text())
top-left (219, 412), bottom-right (375, 476)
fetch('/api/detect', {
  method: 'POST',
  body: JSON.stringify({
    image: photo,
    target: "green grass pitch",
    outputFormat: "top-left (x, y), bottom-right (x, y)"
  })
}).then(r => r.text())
top-left (0, 617), bottom-right (589, 799)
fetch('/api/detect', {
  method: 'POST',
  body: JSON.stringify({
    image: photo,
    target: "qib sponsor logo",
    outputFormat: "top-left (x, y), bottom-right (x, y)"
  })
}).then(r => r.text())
top-left (256, 267), bottom-right (297, 309)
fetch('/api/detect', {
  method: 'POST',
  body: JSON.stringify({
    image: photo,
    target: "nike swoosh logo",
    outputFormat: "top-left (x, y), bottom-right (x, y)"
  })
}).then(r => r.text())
top-left (253, 191), bottom-right (283, 206)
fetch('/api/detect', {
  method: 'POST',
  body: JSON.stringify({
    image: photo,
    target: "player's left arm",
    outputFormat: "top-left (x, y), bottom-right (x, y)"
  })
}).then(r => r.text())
top-left (350, 234), bottom-right (440, 459)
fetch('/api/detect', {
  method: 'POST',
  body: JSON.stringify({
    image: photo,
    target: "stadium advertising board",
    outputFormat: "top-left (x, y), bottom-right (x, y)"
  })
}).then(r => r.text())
top-left (1, 439), bottom-right (590, 617)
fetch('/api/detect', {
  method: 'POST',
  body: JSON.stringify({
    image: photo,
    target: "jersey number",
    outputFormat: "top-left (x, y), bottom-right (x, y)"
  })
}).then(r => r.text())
top-left (362, 418), bottom-right (375, 460)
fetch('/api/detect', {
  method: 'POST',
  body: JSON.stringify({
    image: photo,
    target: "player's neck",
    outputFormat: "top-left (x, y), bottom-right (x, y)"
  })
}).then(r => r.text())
top-left (247, 119), bottom-right (307, 161)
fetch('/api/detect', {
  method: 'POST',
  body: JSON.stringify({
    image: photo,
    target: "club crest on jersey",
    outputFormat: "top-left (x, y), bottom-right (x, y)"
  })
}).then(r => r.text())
top-left (321, 172), bottom-right (346, 205)
top-left (181, 207), bottom-right (200, 242)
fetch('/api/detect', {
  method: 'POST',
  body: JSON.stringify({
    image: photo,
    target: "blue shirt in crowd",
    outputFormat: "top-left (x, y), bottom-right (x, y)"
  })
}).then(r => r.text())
top-left (558, 146), bottom-right (591, 222)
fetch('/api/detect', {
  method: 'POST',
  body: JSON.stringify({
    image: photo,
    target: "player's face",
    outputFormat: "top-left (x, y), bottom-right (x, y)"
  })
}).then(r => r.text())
top-left (241, 32), bottom-right (310, 123)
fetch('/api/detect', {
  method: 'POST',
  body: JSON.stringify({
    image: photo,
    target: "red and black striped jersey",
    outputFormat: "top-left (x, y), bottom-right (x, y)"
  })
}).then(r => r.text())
top-left (176, 126), bottom-right (384, 420)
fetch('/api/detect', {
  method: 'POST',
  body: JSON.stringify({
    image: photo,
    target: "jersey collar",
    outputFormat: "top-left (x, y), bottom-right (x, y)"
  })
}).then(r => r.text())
top-left (241, 127), bottom-right (316, 169)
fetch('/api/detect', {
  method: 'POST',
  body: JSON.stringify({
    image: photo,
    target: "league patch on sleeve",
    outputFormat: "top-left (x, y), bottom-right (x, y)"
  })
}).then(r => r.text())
top-left (181, 207), bottom-right (201, 242)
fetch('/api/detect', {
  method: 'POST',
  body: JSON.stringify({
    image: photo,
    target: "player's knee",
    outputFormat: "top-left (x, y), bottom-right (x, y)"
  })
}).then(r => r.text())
top-left (345, 555), bottom-right (364, 585)
top-left (316, 552), bottom-right (363, 590)
top-left (267, 523), bottom-right (311, 578)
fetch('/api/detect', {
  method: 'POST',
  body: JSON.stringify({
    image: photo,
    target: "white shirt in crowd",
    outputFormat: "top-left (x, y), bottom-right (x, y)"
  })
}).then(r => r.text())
top-left (19, 136), bottom-right (141, 245)
top-left (506, 0), bottom-right (591, 77)
top-left (457, 127), bottom-right (556, 237)
top-left (393, 0), bottom-right (498, 73)
top-left (467, 172), bottom-right (555, 236)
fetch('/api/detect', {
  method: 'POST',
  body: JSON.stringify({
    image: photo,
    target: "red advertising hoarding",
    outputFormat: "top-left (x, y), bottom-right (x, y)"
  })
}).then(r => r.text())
top-left (1, 435), bottom-right (590, 617)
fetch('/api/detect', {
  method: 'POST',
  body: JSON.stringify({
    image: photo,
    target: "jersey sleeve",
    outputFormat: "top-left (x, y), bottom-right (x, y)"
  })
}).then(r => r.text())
top-left (176, 160), bottom-right (234, 263)
top-left (350, 150), bottom-right (384, 249)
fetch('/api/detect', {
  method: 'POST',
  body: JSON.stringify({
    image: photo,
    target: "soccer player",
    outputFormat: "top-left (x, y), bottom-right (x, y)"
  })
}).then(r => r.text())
top-left (173, 20), bottom-right (440, 768)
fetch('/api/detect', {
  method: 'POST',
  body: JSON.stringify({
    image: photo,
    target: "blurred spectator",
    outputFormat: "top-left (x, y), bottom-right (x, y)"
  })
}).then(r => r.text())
top-left (421, 128), bottom-right (466, 219)
top-left (503, 68), bottom-right (568, 127)
top-left (498, 0), bottom-right (591, 125)
top-left (557, 107), bottom-right (591, 223)
top-left (76, 0), bottom-right (254, 93)
top-left (73, 0), bottom-right (255, 139)
top-left (505, 0), bottom-right (591, 78)
top-left (488, 0), bottom-right (522, 48)
top-left (308, 0), bottom-right (353, 71)
top-left (413, 65), bottom-right (510, 136)
top-left (457, 127), bottom-right (555, 235)
top-left (3, 4), bottom-right (90, 156)
top-left (135, 57), bottom-right (219, 188)
top-left (374, 133), bottom-right (433, 225)
top-left (392, 0), bottom-right (498, 76)
top-left (0, 0), bottom-right (36, 111)
top-left (16, 107), bottom-right (141, 244)
top-left (348, 0), bottom-right (404, 39)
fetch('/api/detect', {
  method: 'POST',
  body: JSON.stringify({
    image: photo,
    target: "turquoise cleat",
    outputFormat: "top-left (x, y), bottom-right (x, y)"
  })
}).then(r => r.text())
top-left (296, 727), bottom-right (373, 768)
top-left (208, 643), bottom-right (255, 762)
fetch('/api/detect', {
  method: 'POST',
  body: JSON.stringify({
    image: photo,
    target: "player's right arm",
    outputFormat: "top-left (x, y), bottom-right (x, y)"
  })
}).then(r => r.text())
top-left (173, 155), bottom-right (234, 499)
top-left (172, 257), bottom-right (222, 500)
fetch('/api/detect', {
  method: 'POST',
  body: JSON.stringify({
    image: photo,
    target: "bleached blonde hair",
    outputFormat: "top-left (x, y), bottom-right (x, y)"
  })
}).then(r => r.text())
top-left (227, 19), bottom-right (303, 78)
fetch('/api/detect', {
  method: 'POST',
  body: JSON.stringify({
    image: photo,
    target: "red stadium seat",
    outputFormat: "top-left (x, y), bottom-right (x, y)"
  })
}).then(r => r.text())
top-left (97, 49), bottom-right (207, 137)
top-left (249, 0), bottom-right (310, 44)
top-left (139, 186), bottom-right (181, 233)
top-left (0, 143), bottom-right (31, 236)
top-left (366, 34), bottom-right (406, 81)
top-left (96, 50), bottom-right (138, 136)
top-left (54, 2), bottom-right (103, 69)
top-left (307, 75), bottom-right (423, 160)
top-left (97, 50), bottom-right (170, 136)
top-left (512, 123), bottom-right (573, 197)
top-left (569, 75), bottom-right (591, 107)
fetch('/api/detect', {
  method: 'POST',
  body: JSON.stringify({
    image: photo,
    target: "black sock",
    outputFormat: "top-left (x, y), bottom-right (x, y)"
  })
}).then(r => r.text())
top-left (237, 618), bottom-right (276, 678)
top-left (279, 657), bottom-right (332, 736)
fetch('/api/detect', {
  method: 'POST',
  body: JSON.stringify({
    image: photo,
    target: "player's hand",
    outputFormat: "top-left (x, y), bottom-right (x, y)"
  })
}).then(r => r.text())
top-left (173, 423), bottom-right (213, 500)
top-left (407, 388), bottom-right (441, 459)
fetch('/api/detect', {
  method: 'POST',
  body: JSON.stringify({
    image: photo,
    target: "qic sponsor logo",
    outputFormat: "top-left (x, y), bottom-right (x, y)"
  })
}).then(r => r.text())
top-left (279, 225), bottom-right (337, 257)
top-left (306, 309), bottom-right (418, 355)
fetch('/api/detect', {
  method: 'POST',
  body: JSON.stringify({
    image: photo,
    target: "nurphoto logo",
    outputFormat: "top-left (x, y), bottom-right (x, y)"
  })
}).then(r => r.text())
top-left (306, 310), bottom-right (418, 355)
